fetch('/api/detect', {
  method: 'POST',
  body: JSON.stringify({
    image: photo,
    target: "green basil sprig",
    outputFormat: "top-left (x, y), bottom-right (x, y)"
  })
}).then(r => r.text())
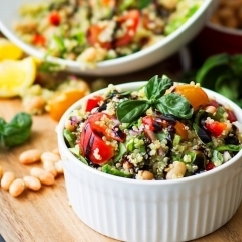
top-left (0, 112), bottom-right (32, 148)
top-left (116, 75), bottom-right (194, 123)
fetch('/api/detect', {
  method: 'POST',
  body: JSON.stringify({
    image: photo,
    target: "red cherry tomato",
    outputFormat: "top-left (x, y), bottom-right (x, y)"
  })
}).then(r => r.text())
top-left (79, 123), bottom-right (114, 164)
top-left (226, 109), bottom-right (237, 122)
top-left (205, 121), bottom-right (227, 137)
top-left (114, 10), bottom-right (140, 47)
top-left (85, 96), bottom-right (103, 112)
top-left (49, 12), bottom-right (61, 26)
top-left (206, 161), bottom-right (215, 171)
top-left (87, 25), bottom-right (112, 49)
top-left (88, 112), bottom-right (125, 142)
top-left (142, 116), bottom-right (155, 131)
top-left (33, 34), bottom-right (46, 46)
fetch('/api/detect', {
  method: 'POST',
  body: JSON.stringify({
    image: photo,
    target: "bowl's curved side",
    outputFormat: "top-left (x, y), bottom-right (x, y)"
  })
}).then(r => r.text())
top-left (57, 82), bottom-right (242, 242)
top-left (0, 0), bottom-right (215, 76)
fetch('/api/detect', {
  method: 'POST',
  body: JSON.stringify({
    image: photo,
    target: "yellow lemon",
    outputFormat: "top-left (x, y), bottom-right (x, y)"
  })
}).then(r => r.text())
top-left (0, 56), bottom-right (37, 97)
top-left (0, 38), bottom-right (24, 61)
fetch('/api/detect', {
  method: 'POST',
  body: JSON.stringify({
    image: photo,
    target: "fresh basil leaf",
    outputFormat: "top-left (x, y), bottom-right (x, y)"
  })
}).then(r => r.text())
top-left (0, 117), bottom-right (6, 129)
top-left (3, 129), bottom-right (31, 148)
top-left (230, 55), bottom-right (242, 77)
top-left (196, 53), bottom-right (230, 90)
top-left (215, 74), bottom-right (239, 100)
top-left (155, 93), bottom-right (193, 119)
top-left (138, 0), bottom-right (152, 9)
top-left (145, 75), bottom-right (173, 100)
top-left (1, 113), bottom-right (32, 147)
top-left (117, 100), bottom-right (149, 123)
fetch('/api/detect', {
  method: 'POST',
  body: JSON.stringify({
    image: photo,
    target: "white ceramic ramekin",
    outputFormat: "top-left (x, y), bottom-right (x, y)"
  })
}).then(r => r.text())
top-left (57, 82), bottom-right (242, 242)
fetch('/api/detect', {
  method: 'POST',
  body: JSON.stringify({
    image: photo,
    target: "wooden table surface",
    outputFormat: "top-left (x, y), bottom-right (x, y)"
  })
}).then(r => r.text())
top-left (1, 54), bottom-right (242, 242)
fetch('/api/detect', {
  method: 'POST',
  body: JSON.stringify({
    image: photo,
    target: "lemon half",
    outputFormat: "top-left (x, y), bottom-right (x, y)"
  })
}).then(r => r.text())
top-left (0, 37), bottom-right (23, 61)
top-left (0, 56), bottom-right (37, 97)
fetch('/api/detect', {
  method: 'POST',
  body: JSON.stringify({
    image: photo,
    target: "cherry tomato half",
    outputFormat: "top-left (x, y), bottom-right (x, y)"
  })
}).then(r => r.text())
top-left (33, 34), bottom-right (46, 46)
top-left (205, 121), bottom-right (227, 137)
top-left (86, 25), bottom-right (112, 49)
top-left (85, 96), bottom-right (103, 112)
top-left (114, 10), bottom-right (140, 47)
top-left (142, 116), bottom-right (155, 131)
top-left (49, 11), bottom-right (61, 26)
top-left (173, 85), bottom-right (209, 111)
top-left (87, 10), bottom-right (140, 49)
top-left (88, 112), bottom-right (126, 142)
top-left (79, 123), bottom-right (114, 164)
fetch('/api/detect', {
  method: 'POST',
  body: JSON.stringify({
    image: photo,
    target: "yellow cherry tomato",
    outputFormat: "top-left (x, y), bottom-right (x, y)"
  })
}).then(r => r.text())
top-left (173, 85), bottom-right (209, 111)
top-left (47, 81), bottom-right (90, 121)
top-left (174, 121), bottom-right (188, 141)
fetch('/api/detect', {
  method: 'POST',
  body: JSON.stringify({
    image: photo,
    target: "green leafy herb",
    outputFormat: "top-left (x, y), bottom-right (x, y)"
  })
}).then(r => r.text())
top-left (116, 75), bottom-right (194, 123)
top-left (0, 112), bottom-right (32, 148)
top-left (138, 0), bottom-right (152, 9)
top-left (101, 164), bottom-right (132, 178)
top-left (64, 129), bottom-right (76, 148)
top-left (195, 53), bottom-right (242, 107)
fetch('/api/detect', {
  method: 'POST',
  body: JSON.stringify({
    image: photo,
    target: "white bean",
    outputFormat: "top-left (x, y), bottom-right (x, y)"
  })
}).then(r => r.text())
top-left (30, 167), bottom-right (55, 186)
top-left (41, 151), bottom-right (60, 163)
top-left (166, 161), bottom-right (187, 179)
top-left (9, 178), bottom-right (25, 197)
top-left (23, 175), bottom-right (41, 191)
top-left (19, 149), bottom-right (42, 164)
top-left (1, 171), bottom-right (15, 191)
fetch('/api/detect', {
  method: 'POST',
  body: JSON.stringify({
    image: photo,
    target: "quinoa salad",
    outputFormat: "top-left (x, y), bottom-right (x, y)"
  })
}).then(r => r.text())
top-left (63, 75), bottom-right (242, 180)
top-left (15, 0), bottom-right (203, 66)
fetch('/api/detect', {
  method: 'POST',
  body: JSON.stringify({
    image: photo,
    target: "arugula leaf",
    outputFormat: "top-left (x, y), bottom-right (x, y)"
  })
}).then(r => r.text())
top-left (116, 100), bottom-right (149, 123)
top-left (0, 112), bottom-right (32, 148)
top-left (155, 93), bottom-right (193, 119)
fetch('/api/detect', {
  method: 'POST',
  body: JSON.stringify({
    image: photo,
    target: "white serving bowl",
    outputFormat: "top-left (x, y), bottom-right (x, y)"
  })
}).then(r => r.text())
top-left (0, 0), bottom-right (218, 76)
top-left (57, 81), bottom-right (242, 242)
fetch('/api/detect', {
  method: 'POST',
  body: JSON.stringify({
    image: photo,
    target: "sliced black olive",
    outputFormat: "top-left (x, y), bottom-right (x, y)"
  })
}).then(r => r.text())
top-left (193, 151), bottom-right (207, 172)
top-left (197, 127), bottom-right (212, 143)
top-left (160, 114), bottom-right (176, 125)
top-left (97, 103), bottom-right (107, 112)
top-left (224, 135), bottom-right (240, 145)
